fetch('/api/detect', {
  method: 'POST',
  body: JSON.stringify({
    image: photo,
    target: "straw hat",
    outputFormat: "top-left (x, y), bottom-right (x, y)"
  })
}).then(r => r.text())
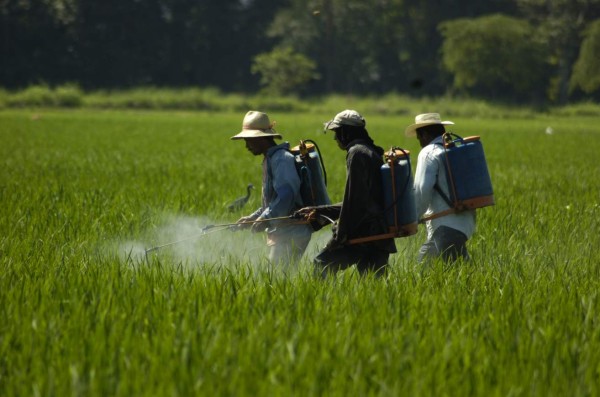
top-left (323, 109), bottom-right (366, 131)
top-left (404, 113), bottom-right (454, 137)
top-left (231, 111), bottom-right (282, 140)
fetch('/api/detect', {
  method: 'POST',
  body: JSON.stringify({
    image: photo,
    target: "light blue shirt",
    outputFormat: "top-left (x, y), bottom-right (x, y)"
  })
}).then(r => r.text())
top-left (414, 136), bottom-right (476, 239)
top-left (250, 142), bottom-right (311, 238)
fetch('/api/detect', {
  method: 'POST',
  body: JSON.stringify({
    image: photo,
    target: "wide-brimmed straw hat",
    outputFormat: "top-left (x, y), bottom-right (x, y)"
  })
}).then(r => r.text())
top-left (231, 111), bottom-right (282, 140)
top-left (323, 109), bottom-right (366, 131)
top-left (404, 113), bottom-right (454, 137)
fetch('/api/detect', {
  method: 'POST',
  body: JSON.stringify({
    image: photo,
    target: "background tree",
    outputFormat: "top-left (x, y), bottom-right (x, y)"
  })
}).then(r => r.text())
top-left (267, 0), bottom-right (407, 94)
top-left (0, 0), bottom-right (283, 89)
top-left (514, 0), bottom-right (600, 103)
top-left (1, 0), bottom-right (600, 104)
top-left (570, 19), bottom-right (600, 95)
top-left (73, 0), bottom-right (168, 87)
top-left (440, 14), bottom-right (549, 102)
top-left (0, 0), bottom-right (78, 88)
top-left (251, 47), bottom-right (318, 95)
top-left (267, 0), bottom-right (517, 95)
top-left (396, 0), bottom-right (518, 95)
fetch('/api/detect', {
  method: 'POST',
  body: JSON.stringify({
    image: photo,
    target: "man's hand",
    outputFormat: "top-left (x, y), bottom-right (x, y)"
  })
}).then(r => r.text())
top-left (236, 215), bottom-right (255, 230)
top-left (293, 207), bottom-right (317, 220)
top-left (293, 207), bottom-right (332, 232)
top-left (250, 217), bottom-right (267, 234)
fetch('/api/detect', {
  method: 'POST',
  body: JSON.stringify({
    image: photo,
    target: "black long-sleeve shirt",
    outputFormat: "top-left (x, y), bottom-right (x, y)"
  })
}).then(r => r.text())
top-left (322, 139), bottom-right (397, 253)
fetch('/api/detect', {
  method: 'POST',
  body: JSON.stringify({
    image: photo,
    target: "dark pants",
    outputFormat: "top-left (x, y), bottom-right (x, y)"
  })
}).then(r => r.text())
top-left (417, 226), bottom-right (469, 264)
top-left (314, 244), bottom-right (389, 277)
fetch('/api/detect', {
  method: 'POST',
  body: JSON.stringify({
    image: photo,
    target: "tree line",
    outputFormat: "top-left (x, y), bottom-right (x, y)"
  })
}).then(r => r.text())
top-left (2, 0), bottom-right (600, 104)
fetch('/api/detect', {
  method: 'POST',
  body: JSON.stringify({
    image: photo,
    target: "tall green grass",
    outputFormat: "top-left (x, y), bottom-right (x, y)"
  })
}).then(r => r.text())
top-left (1, 109), bottom-right (599, 396)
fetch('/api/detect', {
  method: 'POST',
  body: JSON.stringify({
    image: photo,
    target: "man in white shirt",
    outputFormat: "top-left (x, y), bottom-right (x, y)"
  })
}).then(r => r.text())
top-left (405, 113), bottom-right (476, 263)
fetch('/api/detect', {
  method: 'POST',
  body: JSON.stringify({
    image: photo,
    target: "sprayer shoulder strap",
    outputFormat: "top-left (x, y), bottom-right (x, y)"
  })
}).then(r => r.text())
top-left (430, 141), bottom-right (455, 209)
top-left (434, 183), bottom-right (454, 208)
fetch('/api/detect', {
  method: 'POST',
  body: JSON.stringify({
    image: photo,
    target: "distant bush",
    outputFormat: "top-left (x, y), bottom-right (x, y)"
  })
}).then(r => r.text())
top-left (550, 101), bottom-right (600, 117)
top-left (85, 87), bottom-right (246, 110)
top-left (7, 85), bottom-right (55, 107)
top-left (0, 88), bottom-right (7, 109)
top-left (244, 94), bottom-right (307, 112)
top-left (55, 84), bottom-right (83, 107)
top-left (4, 84), bottom-right (83, 107)
top-left (85, 87), bottom-right (169, 109)
top-left (0, 85), bottom-right (597, 117)
top-left (314, 93), bottom-right (540, 119)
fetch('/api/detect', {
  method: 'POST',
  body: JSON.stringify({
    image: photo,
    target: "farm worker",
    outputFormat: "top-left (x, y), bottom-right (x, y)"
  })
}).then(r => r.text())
top-left (405, 113), bottom-right (475, 263)
top-left (231, 110), bottom-right (312, 266)
top-left (296, 110), bottom-right (396, 277)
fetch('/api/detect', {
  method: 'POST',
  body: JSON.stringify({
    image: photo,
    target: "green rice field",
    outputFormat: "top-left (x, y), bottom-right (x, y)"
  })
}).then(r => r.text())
top-left (1, 108), bottom-right (600, 396)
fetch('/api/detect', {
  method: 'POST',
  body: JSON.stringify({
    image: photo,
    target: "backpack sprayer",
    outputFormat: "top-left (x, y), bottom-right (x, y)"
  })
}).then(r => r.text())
top-left (348, 147), bottom-right (418, 245)
top-left (381, 147), bottom-right (418, 236)
top-left (290, 139), bottom-right (331, 207)
top-left (420, 132), bottom-right (494, 222)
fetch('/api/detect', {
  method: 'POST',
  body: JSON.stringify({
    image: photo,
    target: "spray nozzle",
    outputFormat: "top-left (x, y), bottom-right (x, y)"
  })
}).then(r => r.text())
top-left (201, 224), bottom-right (215, 232)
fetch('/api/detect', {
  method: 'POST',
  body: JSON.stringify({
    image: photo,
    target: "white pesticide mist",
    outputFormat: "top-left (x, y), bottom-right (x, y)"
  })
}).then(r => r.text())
top-left (155, 214), bottom-right (266, 266)
top-left (114, 214), bottom-right (260, 266)
top-left (115, 214), bottom-right (333, 270)
top-left (118, 241), bottom-right (148, 262)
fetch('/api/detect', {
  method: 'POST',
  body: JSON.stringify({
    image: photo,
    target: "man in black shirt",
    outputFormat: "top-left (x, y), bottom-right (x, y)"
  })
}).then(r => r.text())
top-left (297, 110), bottom-right (396, 277)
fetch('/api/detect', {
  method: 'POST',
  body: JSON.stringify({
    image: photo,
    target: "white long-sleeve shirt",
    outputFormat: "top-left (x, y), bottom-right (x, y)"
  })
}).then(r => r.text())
top-left (414, 136), bottom-right (476, 240)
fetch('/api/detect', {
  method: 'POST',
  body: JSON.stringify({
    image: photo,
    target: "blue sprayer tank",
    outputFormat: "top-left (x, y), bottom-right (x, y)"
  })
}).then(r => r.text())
top-left (380, 148), bottom-right (418, 237)
top-left (441, 134), bottom-right (494, 210)
top-left (290, 140), bottom-right (331, 207)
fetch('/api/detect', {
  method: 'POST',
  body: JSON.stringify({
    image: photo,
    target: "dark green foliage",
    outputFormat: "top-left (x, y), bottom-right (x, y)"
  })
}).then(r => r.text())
top-left (0, 0), bottom-right (282, 90)
top-left (514, 0), bottom-right (600, 102)
top-left (251, 47), bottom-right (319, 95)
top-left (1, 0), bottom-right (600, 103)
top-left (570, 19), bottom-right (600, 94)
top-left (440, 14), bottom-right (550, 101)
